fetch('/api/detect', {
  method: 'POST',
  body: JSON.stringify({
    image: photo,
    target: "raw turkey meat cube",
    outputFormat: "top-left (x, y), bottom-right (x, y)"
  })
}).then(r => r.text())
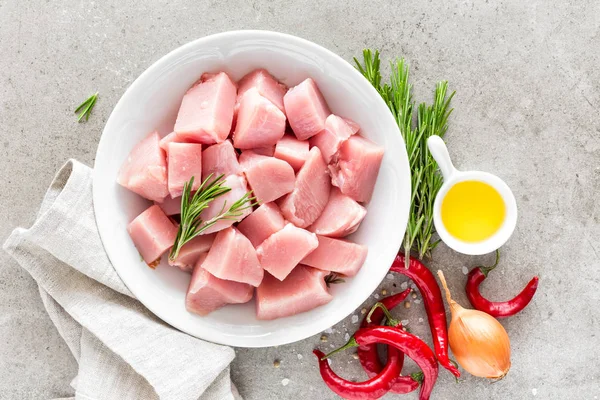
top-left (256, 223), bottom-right (318, 281)
top-left (237, 202), bottom-right (285, 247)
top-left (251, 145), bottom-right (275, 157)
top-left (283, 78), bottom-right (331, 140)
top-left (256, 265), bottom-right (332, 320)
top-left (301, 235), bottom-right (368, 277)
top-left (168, 234), bottom-right (215, 272)
top-left (239, 151), bottom-right (295, 203)
top-left (202, 227), bottom-right (263, 286)
top-left (117, 131), bottom-right (169, 202)
top-left (238, 150), bottom-right (264, 169)
top-left (308, 187), bottom-right (367, 237)
top-left (278, 147), bottom-right (331, 227)
top-left (159, 132), bottom-right (179, 154)
top-left (343, 117), bottom-right (360, 134)
top-left (329, 135), bottom-right (385, 203)
top-left (274, 135), bottom-right (310, 171)
top-left (201, 140), bottom-right (241, 182)
top-left (175, 252), bottom-right (207, 274)
top-left (310, 114), bottom-right (356, 163)
top-left (159, 132), bottom-right (195, 155)
top-left (167, 142), bottom-right (203, 198)
top-left (154, 195), bottom-right (182, 216)
top-left (236, 69), bottom-right (287, 113)
top-left (127, 204), bottom-right (178, 265)
top-left (233, 88), bottom-right (286, 149)
top-left (174, 72), bottom-right (237, 144)
top-left (186, 265), bottom-right (253, 316)
top-left (198, 174), bottom-right (252, 234)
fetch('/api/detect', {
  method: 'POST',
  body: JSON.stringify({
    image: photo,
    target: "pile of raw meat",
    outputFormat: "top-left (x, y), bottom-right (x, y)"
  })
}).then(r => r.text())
top-left (118, 69), bottom-right (384, 320)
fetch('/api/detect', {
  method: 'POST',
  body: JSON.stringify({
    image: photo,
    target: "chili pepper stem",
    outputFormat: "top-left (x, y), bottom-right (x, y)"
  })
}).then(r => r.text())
top-left (410, 371), bottom-right (424, 383)
top-left (366, 302), bottom-right (399, 326)
top-left (321, 337), bottom-right (358, 360)
top-left (479, 249), bottom-right (501, 277)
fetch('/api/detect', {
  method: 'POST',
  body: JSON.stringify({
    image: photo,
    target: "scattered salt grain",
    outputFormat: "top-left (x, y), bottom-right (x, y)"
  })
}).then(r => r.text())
top-left (418, 317), bottom-right (424, 323)
top-left (374, 294), bottom-right (380, 299)
top-left (281, 378), bottom-right (290, 386)
top-left (351, 315), bottom-right (359, 324)
top-left (414, 299), bottom-right (422, 304)
top-left (532, 388), bottom-right (537, 396)
top-left (386, 273), bottom-right (394, 280)
top-left (330, 344), bottom-right (335, 348)
top-left (324, 327), bottom-right (333, 334)
top-left (297, 354), bottom-right (303, 360)
top-left (345, 332), bottom-right (350, 341)
top-left (462, 266), bottom-right (469, 275)
top-left (400, 282), bottom-right (408, 290)
top-left (401, 319), bottom-right (410, 326)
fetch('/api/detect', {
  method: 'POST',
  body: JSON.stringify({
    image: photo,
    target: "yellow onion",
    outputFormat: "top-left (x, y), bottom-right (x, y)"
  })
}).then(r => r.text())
top-left (437, 270), bottom-right (511, 379)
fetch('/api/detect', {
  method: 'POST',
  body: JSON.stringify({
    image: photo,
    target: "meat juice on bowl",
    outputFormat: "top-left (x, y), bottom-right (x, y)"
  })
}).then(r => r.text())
top-left (117, 69), bottom-right (386, 320)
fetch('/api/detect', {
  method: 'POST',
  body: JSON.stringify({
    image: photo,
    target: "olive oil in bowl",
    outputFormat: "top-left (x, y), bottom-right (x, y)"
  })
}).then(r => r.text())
top-left (441, 180), bottom-right (506, 243)
top-left (427, 135), bottom-right (517, 255)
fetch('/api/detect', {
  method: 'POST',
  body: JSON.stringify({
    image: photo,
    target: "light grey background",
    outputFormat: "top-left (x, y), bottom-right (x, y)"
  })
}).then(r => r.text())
top-left (1, 1), bottom-right (599, 399)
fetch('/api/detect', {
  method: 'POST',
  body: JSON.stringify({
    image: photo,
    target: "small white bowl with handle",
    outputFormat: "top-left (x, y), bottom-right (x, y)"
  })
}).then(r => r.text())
top-left (427, 135), bottom-right (518, 255)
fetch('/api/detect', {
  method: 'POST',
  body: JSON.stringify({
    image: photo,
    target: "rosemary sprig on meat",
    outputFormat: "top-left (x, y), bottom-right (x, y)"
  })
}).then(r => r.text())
top-left (169, 174), bottom-right (255, 261)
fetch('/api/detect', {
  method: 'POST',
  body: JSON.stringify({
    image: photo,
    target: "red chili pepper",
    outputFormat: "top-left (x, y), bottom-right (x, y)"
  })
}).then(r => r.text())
top-left (358, 289), bottom-right (420, 394)
top-left (390, 254), bottom-right (461, 378)
top-left (313, 347), bottom-right (402, 400)
top-left (466, 252), bottom-right (539, 317)
top-left (322, 325), bottom-right (438, 400)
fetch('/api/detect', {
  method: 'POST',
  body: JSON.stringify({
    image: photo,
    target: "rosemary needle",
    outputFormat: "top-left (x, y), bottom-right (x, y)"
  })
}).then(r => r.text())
top-left (324, 272), bottom-right (345, 288)
top-left (169, 174), bottom-right (256, 261)
top-left (74, 92), bottom-right (99, 122)
top-left (355, 50), bottom-right (454, 264)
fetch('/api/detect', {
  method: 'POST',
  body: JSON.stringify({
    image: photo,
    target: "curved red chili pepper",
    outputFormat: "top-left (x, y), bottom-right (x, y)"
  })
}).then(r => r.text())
top-left (354, 326), bottom-right (439, 400)
top-left (313, 348), bottom-right (402, 400)
top-left (466, 266), bottom-right (539, 318)
top-left (358, 289), bottom-right (420, 394)
top-left (391, 254), bottom-right (461, 378)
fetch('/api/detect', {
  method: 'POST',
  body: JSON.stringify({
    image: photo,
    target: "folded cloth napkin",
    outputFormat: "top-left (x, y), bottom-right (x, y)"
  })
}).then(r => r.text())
top-left (3, 160), bottom-right (242, 400)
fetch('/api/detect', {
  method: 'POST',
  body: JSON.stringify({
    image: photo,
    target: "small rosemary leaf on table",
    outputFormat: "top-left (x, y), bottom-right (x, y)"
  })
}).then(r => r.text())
top-left (169, 174), bottom-right (256, 261)
top-left (324, 272), bottom-right (345, 288)
top-left (74, 92), bottom-right (99, 122)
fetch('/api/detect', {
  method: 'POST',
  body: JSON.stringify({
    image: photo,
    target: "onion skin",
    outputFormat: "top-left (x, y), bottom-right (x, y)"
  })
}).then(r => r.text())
top-left (448, 304), bottom-right (511, 379)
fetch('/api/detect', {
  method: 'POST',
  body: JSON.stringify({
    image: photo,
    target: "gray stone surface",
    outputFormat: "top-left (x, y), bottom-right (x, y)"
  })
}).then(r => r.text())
top-left (1, 0), bottom-right (599, 399)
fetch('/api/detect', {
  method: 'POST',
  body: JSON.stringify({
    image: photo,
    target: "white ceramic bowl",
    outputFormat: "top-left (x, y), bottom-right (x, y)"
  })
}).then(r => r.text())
top-left (93, 30), bottom-right (410, 347)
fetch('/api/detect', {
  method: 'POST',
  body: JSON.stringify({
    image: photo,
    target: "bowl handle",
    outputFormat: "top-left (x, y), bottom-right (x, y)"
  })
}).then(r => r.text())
top-left (427, 135), bottom-right (457, 182)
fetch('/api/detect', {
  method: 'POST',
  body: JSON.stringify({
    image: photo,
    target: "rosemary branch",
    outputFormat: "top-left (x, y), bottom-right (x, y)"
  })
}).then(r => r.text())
top-left (355, 50), bottom-right (454, 264)
top-left (169, 174), bottom-right (255, 261)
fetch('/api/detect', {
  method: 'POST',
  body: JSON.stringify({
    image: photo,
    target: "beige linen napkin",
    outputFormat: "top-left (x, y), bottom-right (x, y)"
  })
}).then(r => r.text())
top-left (3, 160), bottom-right (242, 400)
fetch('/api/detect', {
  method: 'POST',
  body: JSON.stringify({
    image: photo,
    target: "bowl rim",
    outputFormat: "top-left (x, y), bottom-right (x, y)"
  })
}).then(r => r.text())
top-left (93, 29), bottom-right (410, 347)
